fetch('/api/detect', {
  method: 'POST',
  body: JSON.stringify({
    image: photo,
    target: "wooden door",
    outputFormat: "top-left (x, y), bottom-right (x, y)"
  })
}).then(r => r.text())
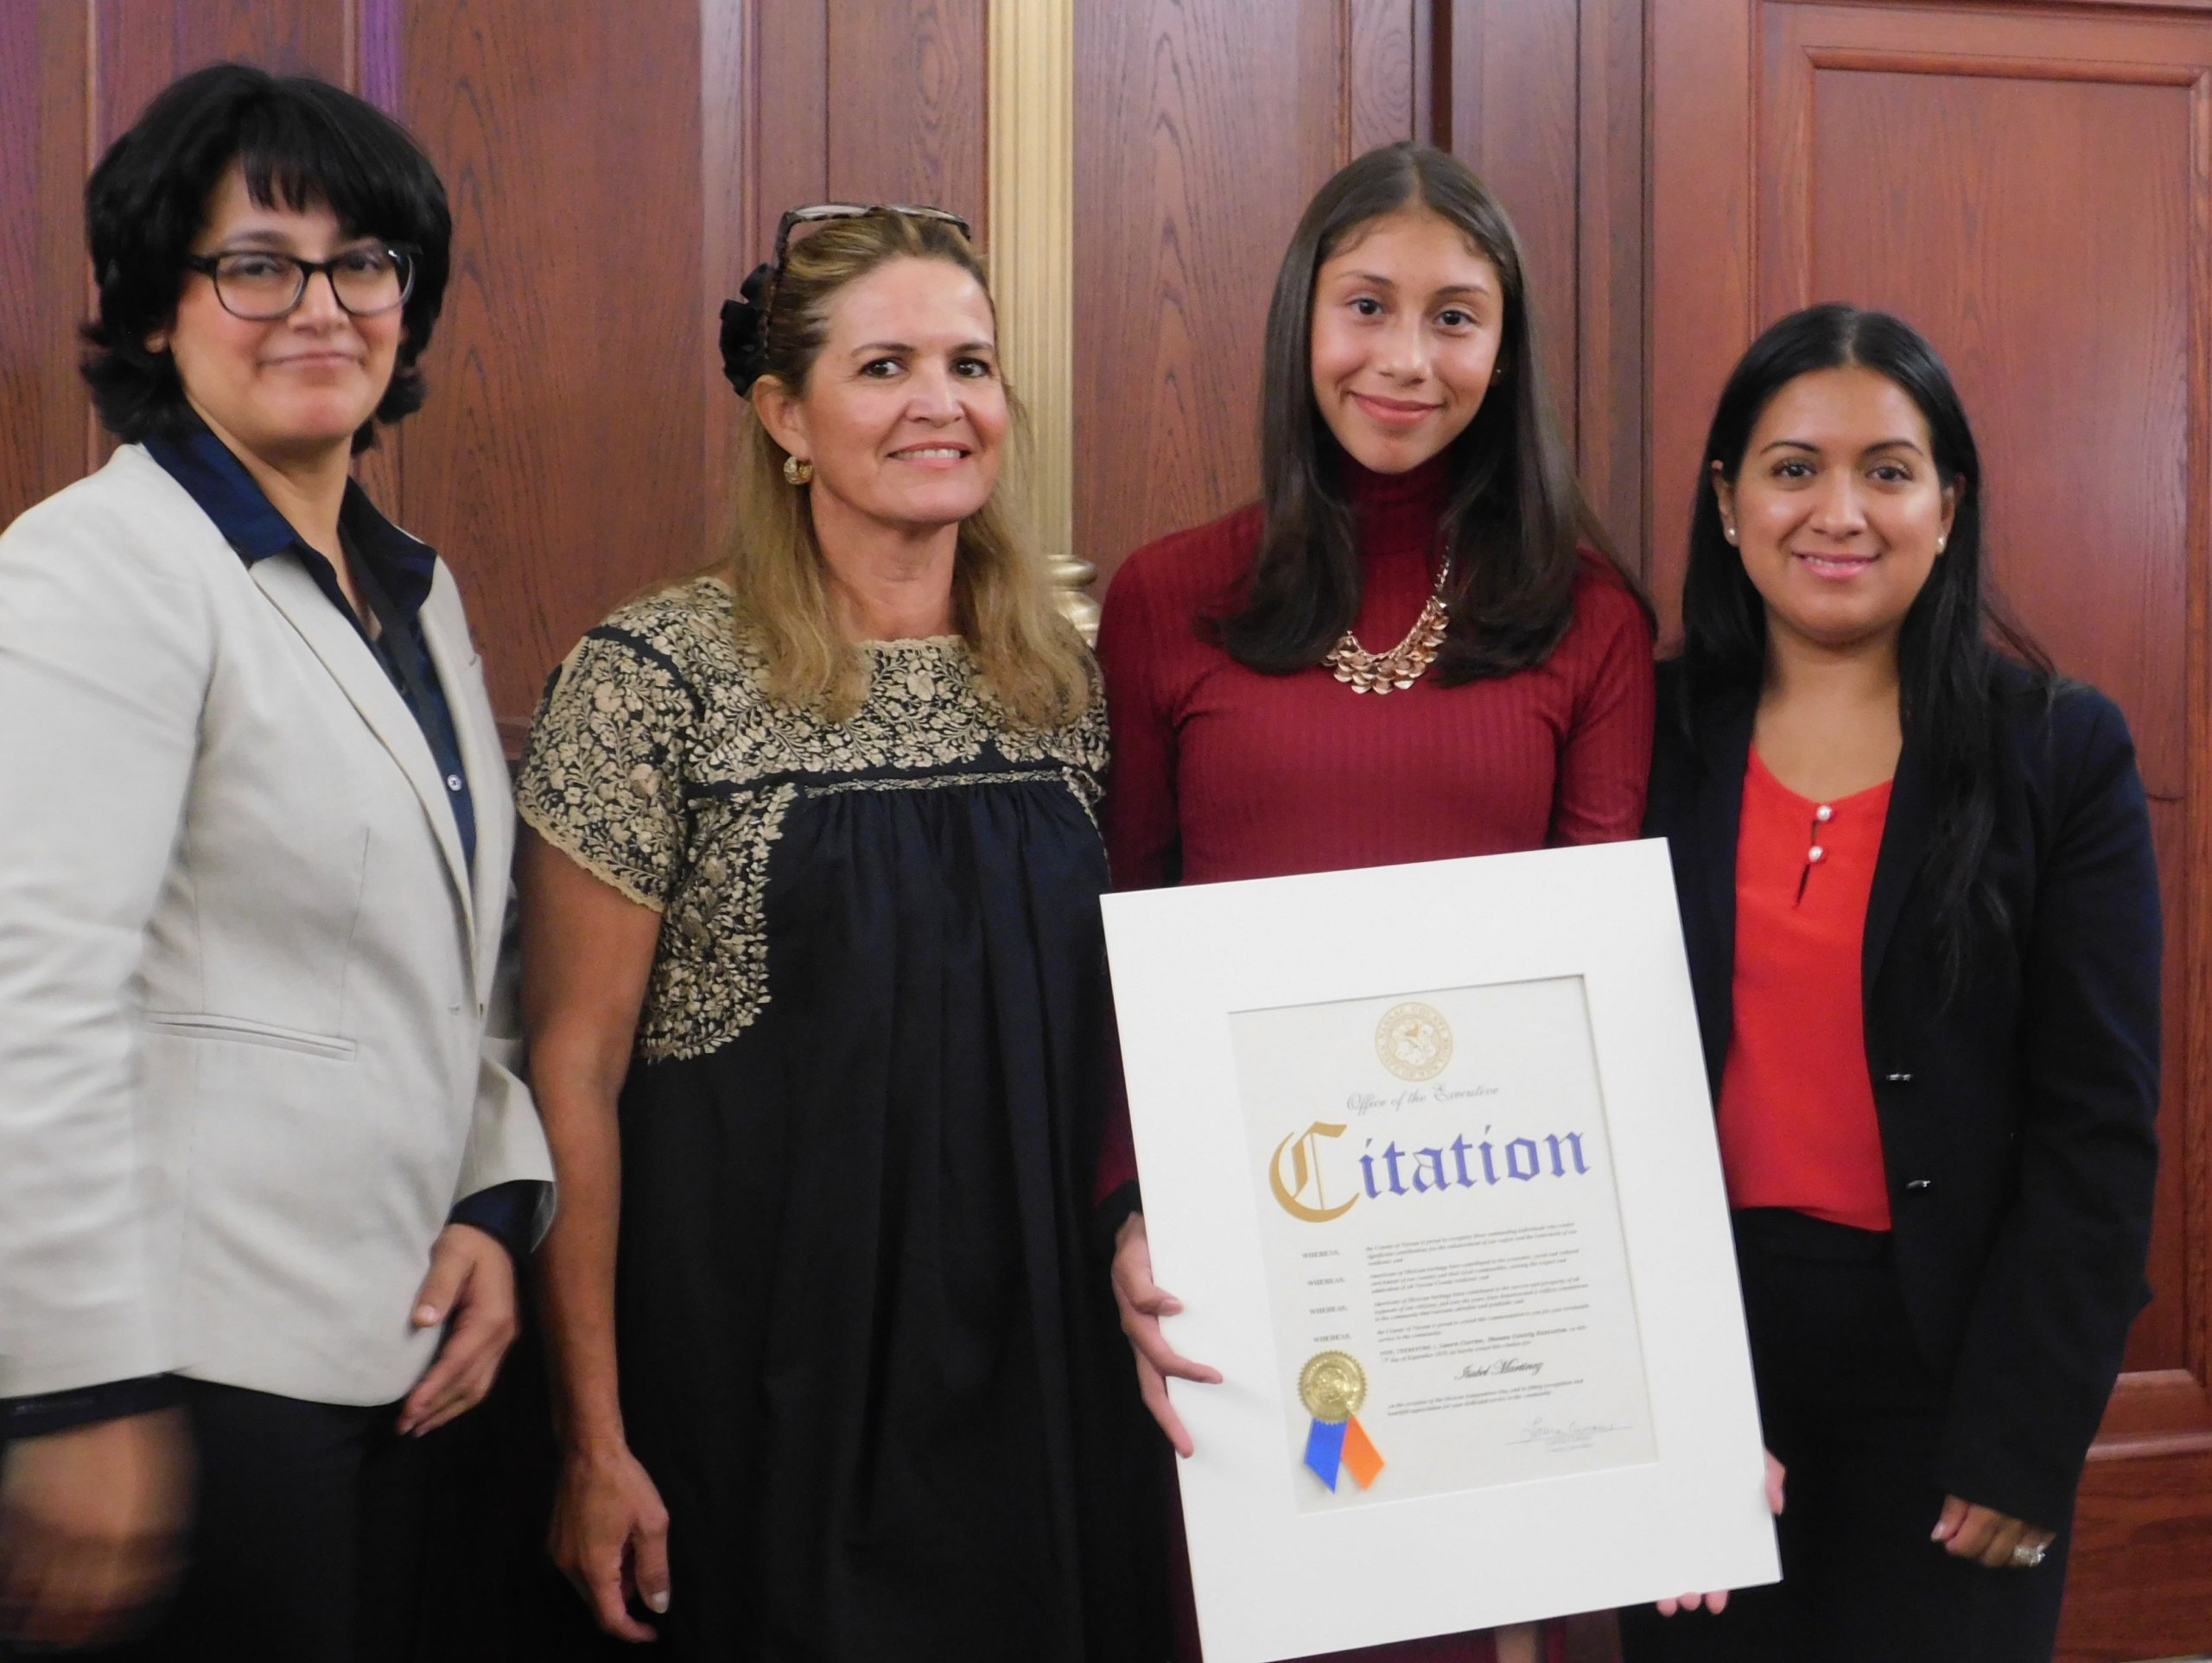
top-left (1653, 3), bottom-right (2212, 1655)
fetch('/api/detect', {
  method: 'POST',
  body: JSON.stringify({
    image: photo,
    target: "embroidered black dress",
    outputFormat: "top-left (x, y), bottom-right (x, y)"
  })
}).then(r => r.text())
top-left (518, 580), bottom-right (1157, 1662)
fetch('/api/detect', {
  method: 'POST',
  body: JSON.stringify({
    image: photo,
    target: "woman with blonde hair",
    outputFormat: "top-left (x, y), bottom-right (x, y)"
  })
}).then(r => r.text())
top-left (518, 205), bottom-right (1160, 1658)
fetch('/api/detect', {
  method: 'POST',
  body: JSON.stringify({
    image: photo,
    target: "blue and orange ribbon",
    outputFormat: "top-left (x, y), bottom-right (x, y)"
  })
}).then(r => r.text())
top-left (1299, 1351), bottom-right (1385, 1491)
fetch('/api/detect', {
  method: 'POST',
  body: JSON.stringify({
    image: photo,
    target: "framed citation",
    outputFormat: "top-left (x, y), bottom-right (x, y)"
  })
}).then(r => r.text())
top-left (1103, 840), bottom-right (1778, 1660)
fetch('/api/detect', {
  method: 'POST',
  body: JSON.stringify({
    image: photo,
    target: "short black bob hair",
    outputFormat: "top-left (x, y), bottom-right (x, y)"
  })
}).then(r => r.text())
top-left (82, 62), bottom-right (452, 452)
top-left (1216, 143), bottom-right (1641, 682)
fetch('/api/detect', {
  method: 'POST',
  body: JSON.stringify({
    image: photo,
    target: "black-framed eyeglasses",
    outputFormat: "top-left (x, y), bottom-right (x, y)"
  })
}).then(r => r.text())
top-left (181, 244), bottom-right (418, 321)
top-left (772, 201), bottom-right (973, 270)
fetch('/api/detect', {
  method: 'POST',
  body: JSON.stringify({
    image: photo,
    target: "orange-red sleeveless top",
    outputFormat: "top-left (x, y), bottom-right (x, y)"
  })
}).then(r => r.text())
top-left (1716, 749), bottom-right (1895, 1232)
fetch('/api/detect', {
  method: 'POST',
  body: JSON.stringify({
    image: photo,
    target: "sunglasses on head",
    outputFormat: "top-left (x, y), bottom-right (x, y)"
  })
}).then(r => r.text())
top-left (771, 201), bottom-right (973, 270)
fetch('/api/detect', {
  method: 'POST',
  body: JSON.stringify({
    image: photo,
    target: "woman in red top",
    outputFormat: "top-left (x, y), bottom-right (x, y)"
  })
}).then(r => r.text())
top-left (1628, 307), bottom-right (2160, 1661)
top-left (1096, 143), bottom-right (1654, 1663)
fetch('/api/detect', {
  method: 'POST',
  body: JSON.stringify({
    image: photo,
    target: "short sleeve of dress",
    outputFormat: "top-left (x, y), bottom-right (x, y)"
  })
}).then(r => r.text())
top-left (517, 627), bottom-right (695, 911)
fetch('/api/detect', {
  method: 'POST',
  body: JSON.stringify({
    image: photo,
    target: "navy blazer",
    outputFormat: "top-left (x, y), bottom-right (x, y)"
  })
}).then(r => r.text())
top-left (1645, 657), bottom-right (2161, 1531)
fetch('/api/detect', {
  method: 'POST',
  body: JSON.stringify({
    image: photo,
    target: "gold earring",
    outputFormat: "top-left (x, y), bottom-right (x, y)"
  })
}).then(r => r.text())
top-left (784, 454), bottom-right (814, 486)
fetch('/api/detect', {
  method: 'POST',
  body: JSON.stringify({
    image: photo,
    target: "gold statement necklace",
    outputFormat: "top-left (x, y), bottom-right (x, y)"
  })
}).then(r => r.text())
top-left (1322, 557), bottom-right (1452, 695)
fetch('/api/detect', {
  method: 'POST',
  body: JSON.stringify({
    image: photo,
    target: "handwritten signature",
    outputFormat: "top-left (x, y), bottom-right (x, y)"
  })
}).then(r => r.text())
top-left (1455, 1355), bottom-right (1546, 1381)
top-left (1506, 1416), bottom-right (1630, 1451)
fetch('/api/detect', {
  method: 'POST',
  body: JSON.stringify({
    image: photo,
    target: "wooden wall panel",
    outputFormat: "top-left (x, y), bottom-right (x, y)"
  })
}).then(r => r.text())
top-left (386, 0), bottom-right (706, 730)
top-left (1350, 0), bottom-right (1423, 161)
top-left (1574, 0), bottom-right (1643, 572)
top-left (1074, 0), bottom-right (1352, 589)
top-left (826, 0), bottom-right (988, 239)
top-left (1646, 2), bottom-right (1753, 635)
top-left (1441, 0), bottom-right (1579, 450)
top-left (92, 0), bottom-right (349, 146)
top-left (0, 7), bottom-right (90, 519)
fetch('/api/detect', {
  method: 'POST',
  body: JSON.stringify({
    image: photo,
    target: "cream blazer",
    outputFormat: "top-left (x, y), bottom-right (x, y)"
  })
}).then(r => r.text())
top-left (0, 443), bottom-right (552, 1406)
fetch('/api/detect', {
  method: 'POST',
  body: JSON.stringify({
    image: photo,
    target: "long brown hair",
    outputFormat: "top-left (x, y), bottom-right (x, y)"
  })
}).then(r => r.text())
top-left (1218, 143), bottom-right (1641, 679)
top-left (715, 211), bottom-right (1091, 726)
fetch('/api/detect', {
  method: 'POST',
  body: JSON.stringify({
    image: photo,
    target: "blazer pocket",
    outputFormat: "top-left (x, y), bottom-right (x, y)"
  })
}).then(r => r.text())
top-left (143, 1011), bottom-right (358, 1062)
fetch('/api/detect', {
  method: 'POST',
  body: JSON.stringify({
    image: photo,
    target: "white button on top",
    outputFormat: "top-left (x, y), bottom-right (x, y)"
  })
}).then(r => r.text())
top-left (1808, 846), bottom-right (1826, 863)
top-left (1815, 804), bottom-right (1834, 822)
top-left (446, 774), bottom-right (464, 791)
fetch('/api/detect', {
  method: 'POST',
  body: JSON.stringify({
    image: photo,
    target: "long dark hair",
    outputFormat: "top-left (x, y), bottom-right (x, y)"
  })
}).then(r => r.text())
top-left (1217, 143), bottom-right (1637, 680)
top-left (1676, 303), bottom-right (2051, 990)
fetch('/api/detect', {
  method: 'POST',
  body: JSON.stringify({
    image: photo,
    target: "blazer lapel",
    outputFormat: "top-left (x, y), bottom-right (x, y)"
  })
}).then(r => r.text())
top-left (1686, 697), bottom-right (1755, 1089)
top-left (1863, 727), bottom-right (1937, 1001)
top-left (250, 557), bottom-right (477, 930)
top-left (419, 576), bottom-right (507, 1001)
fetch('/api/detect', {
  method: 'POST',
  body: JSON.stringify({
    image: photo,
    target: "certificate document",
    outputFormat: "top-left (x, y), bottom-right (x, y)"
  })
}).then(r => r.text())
top-left (1238, 976), bottom-right (1655, 1508)
top-left (1105, 842), bottom-right (1777, 1660)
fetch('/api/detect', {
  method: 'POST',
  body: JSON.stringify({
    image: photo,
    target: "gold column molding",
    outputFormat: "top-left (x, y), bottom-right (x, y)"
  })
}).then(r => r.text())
top-left (987, 0), bottom-right (1096, 641)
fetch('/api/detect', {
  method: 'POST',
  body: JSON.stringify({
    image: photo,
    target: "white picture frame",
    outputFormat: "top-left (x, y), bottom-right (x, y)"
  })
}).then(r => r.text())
top-left (1103, 840), bottom-right (1779, 1660)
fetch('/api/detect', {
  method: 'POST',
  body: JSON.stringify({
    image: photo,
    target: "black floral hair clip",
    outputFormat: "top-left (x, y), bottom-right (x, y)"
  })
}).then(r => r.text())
top-left (718, 260), bottom-right (776, 396)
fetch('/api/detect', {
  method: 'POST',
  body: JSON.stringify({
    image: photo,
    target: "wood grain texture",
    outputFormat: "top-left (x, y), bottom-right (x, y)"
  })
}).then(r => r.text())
top-left (1073, 0), bottom-right (1348, 587)
top-left (1441, 0), bottom-right (1579, 452)
top-left (701, 0), bottom-right (759, 553)
top-left (93, 0), bottom-right (349, 154)
top-left (1350, 0), bottom-right (1420, 158)
top-left (751, 0), bottom-right (829, 255)
top-left (0, 5), bottom-right (91, 526)
top-left (390, 0), bottom-right (707, 727)
top-left (1576, 0), bottom-right (1645, 574)
top-left (1647, 0), bottom-right (1756, 644)
top-left (2069, 1444), bottom-right (2212, 1660)
top-left (827, 0), bottom-right (987, 236)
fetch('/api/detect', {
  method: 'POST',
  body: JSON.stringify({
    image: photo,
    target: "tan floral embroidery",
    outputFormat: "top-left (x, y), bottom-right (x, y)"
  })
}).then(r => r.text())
top-left (517, 578), bottom-right (1106, 1062)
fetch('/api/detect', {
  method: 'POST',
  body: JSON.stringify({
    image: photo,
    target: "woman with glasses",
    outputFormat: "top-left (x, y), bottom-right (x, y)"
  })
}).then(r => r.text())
top-left (519, 204), bottom-right (1160, 1658)
top-left (0, 64), bottom-right (550, 1660)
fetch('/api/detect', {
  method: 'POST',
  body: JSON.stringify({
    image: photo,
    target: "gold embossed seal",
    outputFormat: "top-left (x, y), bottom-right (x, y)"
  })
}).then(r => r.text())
top-left (1375, 1000), bottom-right (1452, 1082)
top-left (1298, 1350), bottom-right (1369, 1424)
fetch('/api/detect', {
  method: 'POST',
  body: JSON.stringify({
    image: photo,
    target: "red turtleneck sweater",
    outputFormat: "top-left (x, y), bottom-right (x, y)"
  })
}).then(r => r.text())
top-left (1096, 456), bottom-right (1654, 892)
top-left (1094, 459), bottom-right (1653, 1663)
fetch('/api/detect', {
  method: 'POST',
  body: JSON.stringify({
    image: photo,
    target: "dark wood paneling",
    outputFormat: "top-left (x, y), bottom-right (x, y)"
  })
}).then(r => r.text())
top-left (1350, 0), bottom-right (1421, 160)
top-left (826, 0), bottom-right (987, 238)
top-left (1441, 0), bottom-right (1578, 450)
top-left (93, 0), bottom-right (350, 155)
top-left (0, 6), bottom-right (90, 524)
top-left (2073, 1441), bottom-right (2212, 1655)
top-left (1575, 0), bottom-right (1644, 573)
top-left (752, 0), bottom-right (829, 257)
top-left (390, 0), bottom-right (708, 726)
top-left (1074, 0), bottom-right (1349, 587)
top-left (1648, 0), bottom-right (1755, 642)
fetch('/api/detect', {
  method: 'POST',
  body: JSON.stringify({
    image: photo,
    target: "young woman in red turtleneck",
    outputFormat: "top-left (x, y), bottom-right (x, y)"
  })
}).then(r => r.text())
top-left (1096, 144), bottom-right (1655, 1663)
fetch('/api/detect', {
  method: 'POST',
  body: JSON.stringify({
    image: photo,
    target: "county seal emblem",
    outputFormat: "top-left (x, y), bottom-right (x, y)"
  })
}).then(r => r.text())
top-left (1375, 1000), bottom-right (1452, 1082)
